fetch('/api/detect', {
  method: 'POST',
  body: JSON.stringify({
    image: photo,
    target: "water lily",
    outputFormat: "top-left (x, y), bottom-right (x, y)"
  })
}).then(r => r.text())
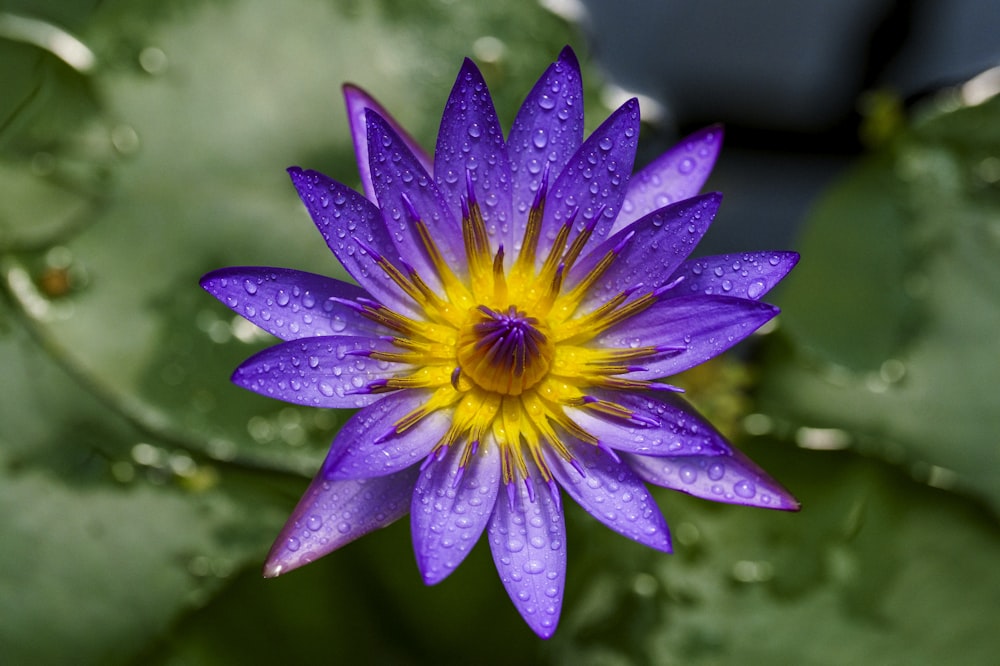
top-left (201, 46), bottom-right (799, 638)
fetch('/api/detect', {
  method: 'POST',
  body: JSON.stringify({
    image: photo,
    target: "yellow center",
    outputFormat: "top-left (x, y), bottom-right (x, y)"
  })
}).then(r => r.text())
top-left (355, 184), bottom-right (669, 484)
top-left (456, 305), bottom-right (554, 395)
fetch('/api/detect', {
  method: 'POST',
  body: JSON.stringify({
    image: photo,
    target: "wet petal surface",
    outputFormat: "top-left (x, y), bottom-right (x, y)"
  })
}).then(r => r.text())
top-left (550, 443), bottom-right (671, 551)
top-left (627, 448), bottom-right (800, 510)
top-left (326, 390), bottom-right (451, 479)
top-left (201, 267), bottom-right (382, 341)
top-left (263, 466), bottom-right (418, 578)
top-left (596, 294), bottom-right (779, 378)
top-left (616, 124), bottom-right (723, 229)
top-left (434, 59), bottom-right (512, 252)
top-left (669, 251), bottom-right (800, 301)
top-left (412, 442), bottom-right (501, 584)
top-left (344, 83), bottom-right (432, 203)
top-left (566, 389), bottom-right (733, 457)
top-left (288, 167), bottom-right (419, 317)
top-left (508, 47), bottom-right (583, 240)
top-left (488, 468), bottom-right (566, 638)
top-left (231, 335), bottom-right (399, 408)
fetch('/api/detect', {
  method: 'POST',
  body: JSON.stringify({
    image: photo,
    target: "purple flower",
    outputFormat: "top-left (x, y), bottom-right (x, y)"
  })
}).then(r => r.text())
top-left (201, 47), bottom-right (799, 638)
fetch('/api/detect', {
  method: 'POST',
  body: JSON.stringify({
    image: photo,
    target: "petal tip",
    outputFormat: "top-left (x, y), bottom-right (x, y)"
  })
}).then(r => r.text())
top-left (557, 45), bottom-right (580, 70)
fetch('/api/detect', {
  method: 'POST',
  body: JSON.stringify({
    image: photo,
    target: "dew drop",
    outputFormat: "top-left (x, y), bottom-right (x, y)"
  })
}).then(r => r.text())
top-left (678, 157), bottom-right (695, 174)
top-left (734, 480), bottom-right (756, 499)
top-left (467, 123), bottom-right (482, 138)
top-left (523, 559), bottom-right (545, 574)
top-left (243, 280), bottom-right (258, 295)
top-left (707, 462), bottom-right (725, 480)
top-left (747, 279), bottom-right (767, 299)
top-left (599, 136), bottom-right (614, 151)
top-left (532, 129), bottom-right (548, 149)
top-left (538, 94), bottom-right (556, 110)
top-left (679, 465), bottom-right (697, 484)
top-left (286, 536), bottom-right (300, 552)
top-left (306, 514), bottom-right (323, 531)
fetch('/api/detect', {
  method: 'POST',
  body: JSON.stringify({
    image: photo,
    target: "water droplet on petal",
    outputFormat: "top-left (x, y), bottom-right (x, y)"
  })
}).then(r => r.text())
top-left (523, 559), bottom-right (545, 574)
top-left (747, 279), bottom-right (767, 299)
top-left (734, 480), bottom-right (756, 498)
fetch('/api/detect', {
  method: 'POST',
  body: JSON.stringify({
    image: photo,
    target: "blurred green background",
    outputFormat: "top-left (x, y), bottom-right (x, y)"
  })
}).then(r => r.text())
top-left (1, 1), bottom-right (998, 664)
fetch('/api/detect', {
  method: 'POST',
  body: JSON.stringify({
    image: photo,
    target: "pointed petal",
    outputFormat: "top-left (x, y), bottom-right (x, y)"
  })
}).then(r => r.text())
top-left (539, 98), bottom-right (640, 265)
top-left (569, 193), bottom-right (721, 311)
top-left (263, 465), bottom-right (418, 577)
top-left (343, 84), bottom-right (432, 203)
top-left (434, 59), bottom-right (513, 252)
top-left (626, 448), bottom-right (800, 510)
top-left (508, 46), bottom-right (583, 240)
top-left (367, 110), bottom-right (465, 287)
top-left (595, 294), bottom-right (779, 379)
top-left (231, 336), bottom-right (399, 409)
top-left (287, 167), bottom-right (419, 317)
top-left (668, 251), bottom-right (800, 301)
top-left (487, 468), bottom-right (566, 639)
top-left (549, 443), bottom-right (671, 552)
top-left (616, 125), bottom-right (724, 229)
top-left (411, 442), bottom-right (501, 584)
top-left (326, 389), bottom-right (451, 480)
top-left (566, 390), bottom-right (732, 457)
top-left (200, 267), bottom-right (383, 341)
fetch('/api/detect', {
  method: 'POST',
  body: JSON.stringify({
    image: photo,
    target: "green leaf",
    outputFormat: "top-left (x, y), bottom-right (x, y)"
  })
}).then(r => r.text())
top-left (759, 95), bottom-right (1000, 513)
top-left (550, 442), bottom-right (1000, 665)
top-left (0, 323), bottom-right (297, 665)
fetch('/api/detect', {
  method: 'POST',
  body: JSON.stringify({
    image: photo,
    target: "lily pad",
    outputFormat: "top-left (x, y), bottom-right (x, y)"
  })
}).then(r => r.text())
top-left (760, 95), bottom-right (1000, 513)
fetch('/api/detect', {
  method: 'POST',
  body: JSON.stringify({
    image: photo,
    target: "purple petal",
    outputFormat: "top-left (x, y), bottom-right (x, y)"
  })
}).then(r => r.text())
top-left (626, 448), bottom-right (800, 511)
top-left (287, 167), bottom-right (419, 317)
top-left (565, 390), bottom-right (732, 457)
top-left (539, 98), bottom-right (640, 266)
top-left (200, 267), bottom-right (383, 341)
top-left (343, 84), bottom-right (432, 203)
top-left (411, 442), bottom-right (501, 584)
top-left (487, 468), bottom-right (566, 639)
top-left (367, 110), bottom-right (465, 287)
top-left (595, 294), bottom-right (779, 379)
top-left (569, 193), bottom-right (721, 311)
top-left (263, 465), bottom-right (418, 577)
top-left (232, 336), bottom-right (400, 409)
top-left (549, 443), bottom-right (671, 552)
top-left (434, 59), bottom-right (512, 252)
top-left (668, 251), bottom-right (800, 301)
top-left (508, 47), bottom-right (583, 240)
top-left (615, 125), bottom-right (724, 230)
top-left (326, 389), bottom-right (450, 480)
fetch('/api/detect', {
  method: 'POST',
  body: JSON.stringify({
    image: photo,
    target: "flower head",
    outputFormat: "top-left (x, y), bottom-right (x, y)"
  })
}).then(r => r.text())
top-left (201, 47), bottom-right (799, 638)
